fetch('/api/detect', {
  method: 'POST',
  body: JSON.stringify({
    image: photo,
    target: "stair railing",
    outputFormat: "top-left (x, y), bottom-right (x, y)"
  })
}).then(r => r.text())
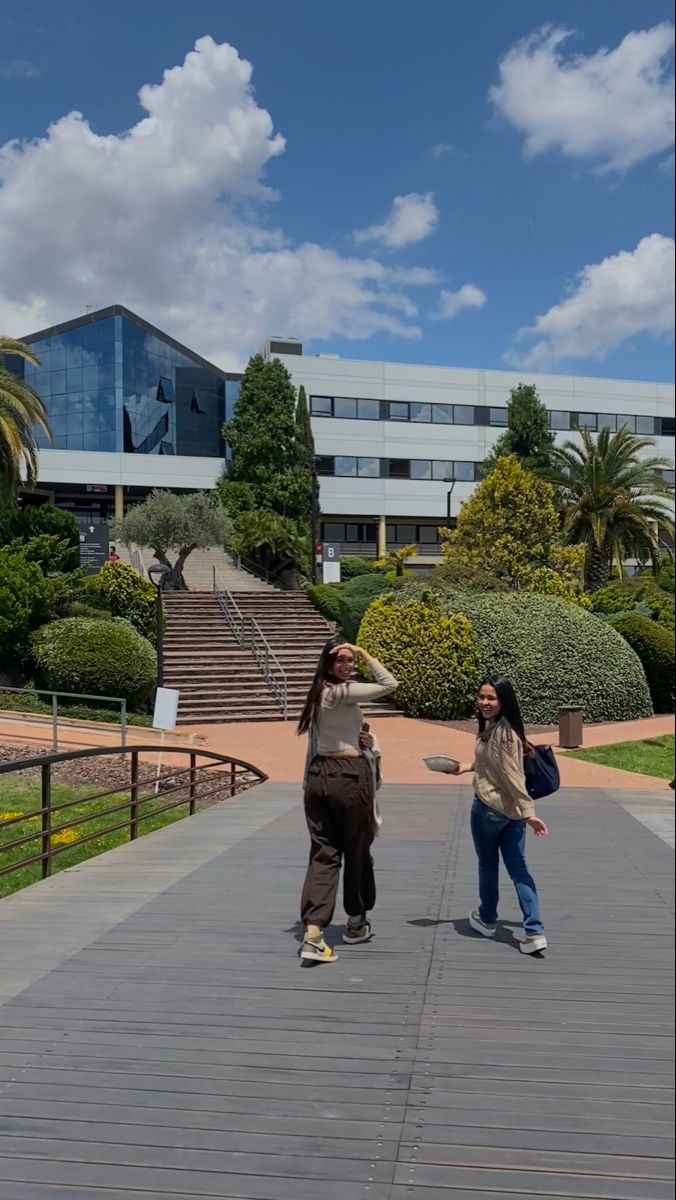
top-left (213, 568), bottom-right (288, 720)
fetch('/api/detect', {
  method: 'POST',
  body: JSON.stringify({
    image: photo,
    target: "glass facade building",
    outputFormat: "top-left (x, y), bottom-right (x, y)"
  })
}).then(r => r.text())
top-left (8, 306), bottom-right (241, 457)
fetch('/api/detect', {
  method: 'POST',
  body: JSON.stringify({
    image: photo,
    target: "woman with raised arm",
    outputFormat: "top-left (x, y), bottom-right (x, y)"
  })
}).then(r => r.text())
top-left (297, 639), bottom-right (398, 963)
top-left (453, 675), bottom-right (549, 956)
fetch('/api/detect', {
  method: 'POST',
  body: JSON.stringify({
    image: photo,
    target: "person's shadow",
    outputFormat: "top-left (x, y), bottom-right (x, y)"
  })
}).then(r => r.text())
top-left (408, 916), bottom-right (525, 953)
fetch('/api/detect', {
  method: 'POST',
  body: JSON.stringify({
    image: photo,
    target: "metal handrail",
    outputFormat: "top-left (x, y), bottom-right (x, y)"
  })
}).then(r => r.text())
top-left (0, 686), bottom-right (127, 751)
top-left (230, 550), bottom-right (290, 591)
top-left (0, 745), bottom-right (268, 887)
top-left (212, 568), bottom-right (288, 720)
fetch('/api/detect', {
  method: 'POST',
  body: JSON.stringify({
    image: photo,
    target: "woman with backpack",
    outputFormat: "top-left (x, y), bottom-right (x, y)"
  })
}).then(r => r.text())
top-left (297, 639), bottom-right (398, 964)
top-left (453, 675), bottom-right (549, 955)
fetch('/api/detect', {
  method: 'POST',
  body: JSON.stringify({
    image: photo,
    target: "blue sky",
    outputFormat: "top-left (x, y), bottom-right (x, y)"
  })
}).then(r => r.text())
top-left (0, 0), bottom-right (673, 378)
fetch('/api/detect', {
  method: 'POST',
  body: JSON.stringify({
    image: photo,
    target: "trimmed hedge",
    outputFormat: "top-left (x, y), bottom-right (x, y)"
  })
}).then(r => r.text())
top-left (340, 556), bottom-right (387, 581)
top-left (591, 578), bottom-right (675, 631)
top-left (358, 594), bottom-right (480, 719)
top-left (338, 574), bottom-right (390, 641)
top-left (306, 583), bottom-right (343, 625)
top-left (393, 582), bottom-right (653, 724)
top-left (86, 561), bottom-right (157, 642)
top-left (31, 617), bottom-right (157, 708)
top-left (612, 615), bottom-right (675, 714)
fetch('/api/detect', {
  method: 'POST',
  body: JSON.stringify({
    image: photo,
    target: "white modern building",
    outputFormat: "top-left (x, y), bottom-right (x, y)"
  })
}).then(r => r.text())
top-left (8, 308), bottom-right (675, 563)
top-left (265, 340), bottom-right (675, 562)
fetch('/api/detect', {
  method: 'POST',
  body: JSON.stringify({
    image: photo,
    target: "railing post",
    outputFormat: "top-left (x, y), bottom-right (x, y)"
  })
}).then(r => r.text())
top-left (130, 751), bottom-right (139, 840)
top-left (189, 752), bottom-right (197, 816)
top-left (230, 761), bottom-right (237, 797)
top-left (51, 693), bottom-right (58, 752)
top-left (41, 764), bottom-right (51, 879)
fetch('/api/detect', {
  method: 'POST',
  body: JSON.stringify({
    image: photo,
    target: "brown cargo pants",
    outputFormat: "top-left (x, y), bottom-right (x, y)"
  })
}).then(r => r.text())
top-left (300, 755), bottom-right (376, 929)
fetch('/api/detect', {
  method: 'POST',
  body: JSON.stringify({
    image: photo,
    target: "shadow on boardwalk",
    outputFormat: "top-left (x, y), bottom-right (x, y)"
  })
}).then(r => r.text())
top-left (0, 783), bottom-right (673, 1199)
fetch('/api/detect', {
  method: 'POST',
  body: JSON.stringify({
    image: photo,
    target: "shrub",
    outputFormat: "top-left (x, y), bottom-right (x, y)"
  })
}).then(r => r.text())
top-left (86, 562), bottom-right (157, 642)
top-left (358, 594), bottom-right (480, 720)
top-left (591, 578), bottom-right (675, 631)
top-left (31, 618), bottom-right (157, 708)
top-left (611, 616), bottom-right (675, 714)
top-left (307, 582), bottom-right (343, 624)
top-left (0, 690), bottom-right (153, 725)
top-left (0, 545), bottom-right (49, 664)
top-left (657, 558), bottom-right (675, 595)
top-left (12, 504), bottom-right (80, 571)
top-left (394, 581), bottom-right (653, 724)
top-left (341, 556), bottom-right (387, 581)
top-left (338, 574), bottom-right (390, 642)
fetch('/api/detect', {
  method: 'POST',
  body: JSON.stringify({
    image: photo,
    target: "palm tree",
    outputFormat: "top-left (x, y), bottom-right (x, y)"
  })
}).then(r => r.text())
top-left (375, 542), bottom-right (418, 577)
top-left (0, 337), bottom-right (51, 495)
top-left (543, 426), bottom-right (674, 591)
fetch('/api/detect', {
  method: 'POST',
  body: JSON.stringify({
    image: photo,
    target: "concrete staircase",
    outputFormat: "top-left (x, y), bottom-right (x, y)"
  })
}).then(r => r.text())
top-left (163, 588), bottom-right (400, 725)
top-left (180, 549), bottom-right (272, 593)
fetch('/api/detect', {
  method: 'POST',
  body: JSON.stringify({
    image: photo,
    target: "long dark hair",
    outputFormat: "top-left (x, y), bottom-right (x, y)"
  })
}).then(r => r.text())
top-left (477, 675), bottom-right (528, 749)
top-left (297, 638), bottom-right (349, 735)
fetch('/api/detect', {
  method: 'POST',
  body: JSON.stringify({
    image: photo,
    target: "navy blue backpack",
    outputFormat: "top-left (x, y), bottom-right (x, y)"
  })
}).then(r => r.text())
top-left (523, 744), bottom-right (560, 801)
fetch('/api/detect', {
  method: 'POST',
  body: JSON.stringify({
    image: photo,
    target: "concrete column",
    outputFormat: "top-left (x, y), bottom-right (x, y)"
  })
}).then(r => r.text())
top-left (114, 485), bottom-right (124, 523)
top-left (377, 514), bottom-right (387, 558)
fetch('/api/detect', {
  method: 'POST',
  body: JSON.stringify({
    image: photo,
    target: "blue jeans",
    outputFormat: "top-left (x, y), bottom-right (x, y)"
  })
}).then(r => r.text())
top-left (470, 797), bottom-right (544, 935)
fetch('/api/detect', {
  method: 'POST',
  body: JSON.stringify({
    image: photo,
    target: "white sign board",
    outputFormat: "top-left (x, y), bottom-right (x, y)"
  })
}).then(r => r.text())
top-left (322, 542), bottom-right (341, 584)
top-left (152, 687), bottom-right (180, 732)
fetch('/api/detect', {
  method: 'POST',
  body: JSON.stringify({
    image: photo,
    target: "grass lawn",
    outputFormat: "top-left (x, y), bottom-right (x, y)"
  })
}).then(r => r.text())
top-left (565, 735), bottom-right (675, 781)
top-left (0, 776), bottom-right (186, 900)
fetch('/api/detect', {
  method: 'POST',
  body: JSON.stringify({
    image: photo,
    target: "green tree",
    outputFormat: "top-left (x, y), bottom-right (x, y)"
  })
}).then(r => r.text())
top-left (0, 338), bottom-right (51, 497)
top-left (483, 384), bottom-right (555, 475)
top-left (230, 510), bottom-right (309, 581)
top-left (222, 355), bottom-right (312, 526)
top-left (375, 543), bottom-right (418, 577)
top-left (440, 454), bottom-right (586, 598)
top-left (113, 490), bottom-right (232, 591)
top-left (543, 426), bottom-right (675, 592)
top-left (296, 384), bottom-right (320, 579)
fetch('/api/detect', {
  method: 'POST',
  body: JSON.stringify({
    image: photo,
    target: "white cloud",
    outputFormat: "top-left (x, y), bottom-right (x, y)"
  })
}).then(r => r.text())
top-left (490, 23), bottom-right (675, 172)
top-left (506, 234), bottom-right (675, 370)
top-left (0, 37), bottom-right (437, 368)
top-left (353, 192), bottom-right (439, 249)
top-left (433, 284), bottom-right (487, 320)
top-left (428, 143), bottom-right (454, 160)
top-left (0, 59), bottom-right (40, 79)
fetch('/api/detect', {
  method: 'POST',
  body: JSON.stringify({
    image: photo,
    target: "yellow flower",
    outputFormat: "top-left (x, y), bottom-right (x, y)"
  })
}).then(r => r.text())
top-left (52, 829), bottom-right (80, 846)
top-left (0, 811), bottom-right (24, 821)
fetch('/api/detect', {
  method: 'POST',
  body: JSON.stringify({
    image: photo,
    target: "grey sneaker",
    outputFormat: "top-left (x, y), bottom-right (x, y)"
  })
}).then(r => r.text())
top-left (343, 920), bottom-right (373, 945)
top-left (300, 937), bottom-right (338, 963)
top-left (469, 910), bottom-right (497, 938)
top-left (519, 933), bottom-right (547, 955)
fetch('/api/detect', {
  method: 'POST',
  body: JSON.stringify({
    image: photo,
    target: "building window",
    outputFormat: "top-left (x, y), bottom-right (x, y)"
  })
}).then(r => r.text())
top-left (432, 404), bottom-right (454, 424)
top-left (411, 402), bottom-right (432, 423)
top-left (358, 398), bottom-right (380, 420)
top-left (335, 456), bottom-right (357, 476)
top-left (663, 470), bottom-right (675, 488)
top-left (597, 414), bottom-right (617, 432)
top-left (323, 523), bottom-right (344, 541)
top-left (388, 401), bottom-right (409, 421)
top-left (432, 460), bottom-right (453, 481)
top-left (394, 524), bottom-right (417, 543)
top-left (357, 457), bottom-right (380, 477)
top-left (453, 461), bottom-right (476, 481)
top-left (489, 408), bottom-right (508, 427)
top-left (617, 415), bottom-right (636, 433)
top-left (316, 455), bottom-right (335, 475)
top-left (419, 525), bottom-right (440, 543)
top-left (577, 413), bottom-right (597, 430)
top-left (387, 459), bottom-right (411, 479)
top-left (453, 405), bottom-right (475, 425)
top-left (659, 416), bottom-right (675, 437)
top-left (411, 460), bottom-right (432, 479)
top-left (334, 397), bottom-right (357, 419)
top-left (311, 395), bottom-right (333, 416)
top-left (550, 410), bottom-right (570, 430)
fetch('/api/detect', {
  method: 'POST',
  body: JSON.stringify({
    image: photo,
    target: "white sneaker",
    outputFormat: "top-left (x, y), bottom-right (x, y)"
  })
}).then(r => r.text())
top-left (519, 933), bottom-right (548, 955)
top-left (469, 910), bottom-right (497, 939)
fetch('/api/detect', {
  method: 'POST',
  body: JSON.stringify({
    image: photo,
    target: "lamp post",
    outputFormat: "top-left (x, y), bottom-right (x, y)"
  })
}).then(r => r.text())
top-left (446, 480), bottom-right (456, 524)
top-left (148, 563), bottom-right (171, 688)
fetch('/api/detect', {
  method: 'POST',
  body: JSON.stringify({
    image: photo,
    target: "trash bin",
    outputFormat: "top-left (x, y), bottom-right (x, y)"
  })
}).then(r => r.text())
top-left (559, 706), bottom-right (583, 749)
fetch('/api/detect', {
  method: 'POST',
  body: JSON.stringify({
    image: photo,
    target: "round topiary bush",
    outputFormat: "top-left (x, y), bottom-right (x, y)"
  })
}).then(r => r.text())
top-left (31, 617), bottom-right (157, 708)
top-left (392, 582), bottom-right (653, 725)
top-left (86, 561), bottom-right (157, 642)
top-left (611, 615), bottom-right (675, 714)
top-left (338, 573), bottom-right (390, 641)
top-left (358, 594), bottom-right (480, 719)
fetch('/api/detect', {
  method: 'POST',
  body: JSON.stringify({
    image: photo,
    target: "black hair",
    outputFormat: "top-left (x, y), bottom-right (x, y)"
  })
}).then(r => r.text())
top-left (477, 675), bottom-right (528, 749)
top-left (297, 637), bottom-right (352, 735)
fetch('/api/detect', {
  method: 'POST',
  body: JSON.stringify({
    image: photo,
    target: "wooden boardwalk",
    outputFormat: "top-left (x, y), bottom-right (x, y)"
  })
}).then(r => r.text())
top-left (0, 782), bottom-right (673, 1199)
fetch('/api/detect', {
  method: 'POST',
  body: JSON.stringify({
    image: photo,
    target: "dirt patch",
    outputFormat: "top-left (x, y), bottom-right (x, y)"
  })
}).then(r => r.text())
top-left (0, 744), bottom-right (262, 806)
